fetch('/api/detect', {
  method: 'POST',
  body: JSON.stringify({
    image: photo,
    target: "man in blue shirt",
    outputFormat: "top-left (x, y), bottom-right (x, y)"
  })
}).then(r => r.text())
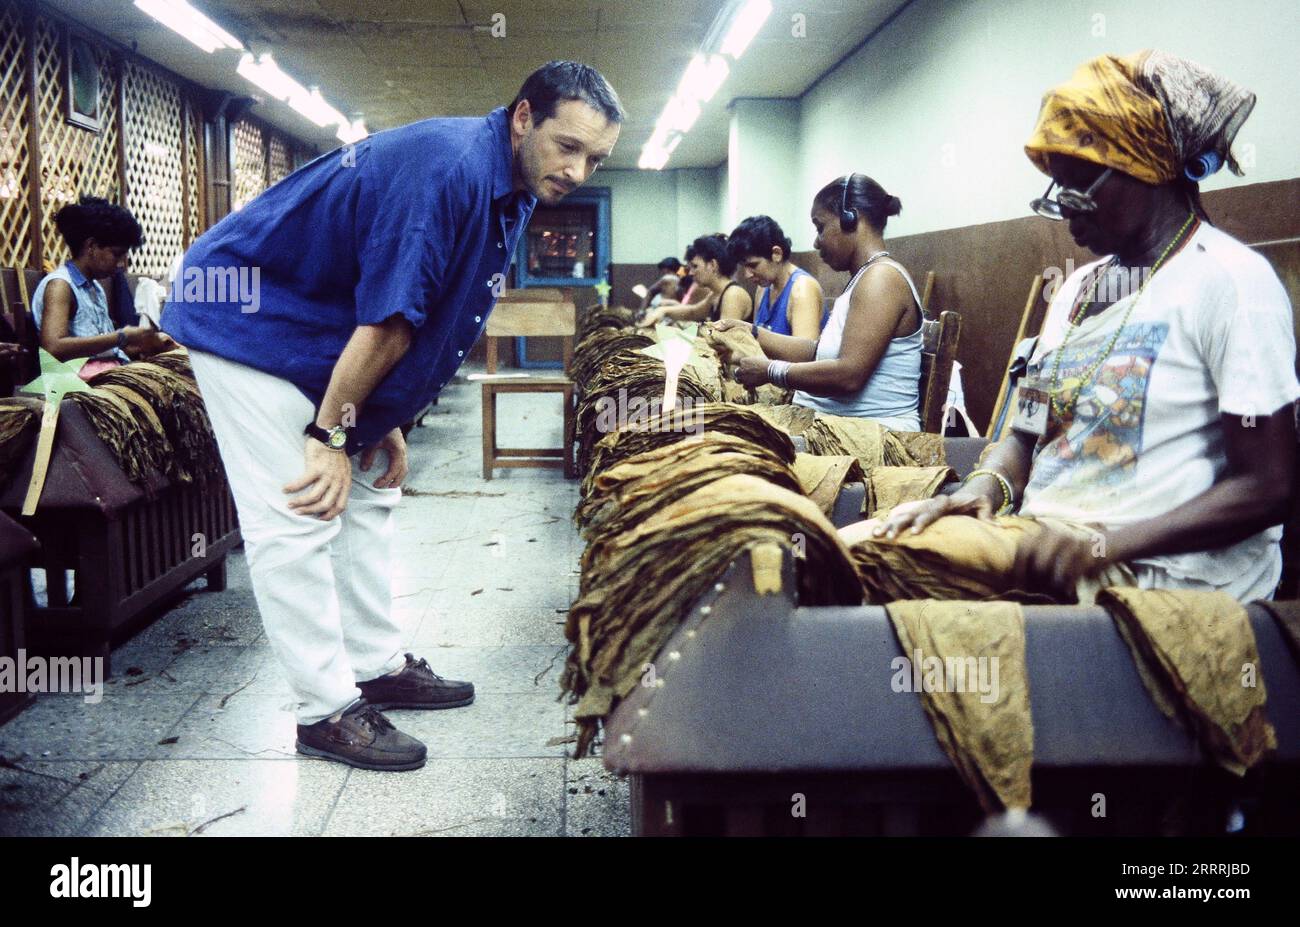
top-left (162, 61), bottom-right (622, 772)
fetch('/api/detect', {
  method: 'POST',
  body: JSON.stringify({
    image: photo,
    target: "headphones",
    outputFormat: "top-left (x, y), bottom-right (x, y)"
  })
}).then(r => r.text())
top-left (839, 173), bottom-right (860, 233)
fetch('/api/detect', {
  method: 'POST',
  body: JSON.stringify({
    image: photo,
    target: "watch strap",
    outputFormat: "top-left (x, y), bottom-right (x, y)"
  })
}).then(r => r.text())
top-left (304, 421), bottom-right (349, 449)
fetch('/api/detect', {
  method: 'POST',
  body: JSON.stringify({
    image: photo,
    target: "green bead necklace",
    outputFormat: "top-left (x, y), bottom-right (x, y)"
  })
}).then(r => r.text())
top-left (1048, 212), bottom-right (1198, 420)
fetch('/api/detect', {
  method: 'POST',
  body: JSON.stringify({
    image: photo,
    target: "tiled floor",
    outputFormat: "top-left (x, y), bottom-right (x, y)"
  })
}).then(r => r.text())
top-left (0, 368), bottom-right (630, 836)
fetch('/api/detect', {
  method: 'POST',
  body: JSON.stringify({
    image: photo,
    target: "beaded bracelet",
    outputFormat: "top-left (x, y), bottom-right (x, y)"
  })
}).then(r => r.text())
top-left (766, 360), bottom-right (792, 388)
top-left (965, 468), bottom-right (1014, 515)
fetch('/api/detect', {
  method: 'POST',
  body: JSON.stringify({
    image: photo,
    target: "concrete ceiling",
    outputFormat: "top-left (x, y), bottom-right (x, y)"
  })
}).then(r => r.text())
top-left (40, 0), bottom-right (909, 168)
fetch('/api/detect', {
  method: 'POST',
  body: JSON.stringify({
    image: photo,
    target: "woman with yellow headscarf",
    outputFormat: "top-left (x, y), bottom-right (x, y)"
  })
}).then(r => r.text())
top-left (854, 50), bottom-right (1298, 604)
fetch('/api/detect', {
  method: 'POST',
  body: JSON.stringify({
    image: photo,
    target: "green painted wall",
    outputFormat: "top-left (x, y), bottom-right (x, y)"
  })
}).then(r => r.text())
top-left (600, 167), bottom-right (723, 264)
top-left (792, 0), bottom-right (1300, 248)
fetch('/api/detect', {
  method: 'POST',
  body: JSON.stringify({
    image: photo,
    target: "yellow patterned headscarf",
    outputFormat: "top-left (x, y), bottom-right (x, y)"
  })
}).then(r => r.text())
top-left (1025, 50), bottom-right (1255, 185)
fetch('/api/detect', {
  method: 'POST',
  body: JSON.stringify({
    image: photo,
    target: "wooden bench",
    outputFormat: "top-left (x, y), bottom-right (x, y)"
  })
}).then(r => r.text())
top-left (603, 545), bottom-right (1300, 836)
top-left (0, 396), bottom-right (240, 674)
top-left (0, 266), bottom-right (241, 672)
top-left (480, 293), bottom-right (576, 479)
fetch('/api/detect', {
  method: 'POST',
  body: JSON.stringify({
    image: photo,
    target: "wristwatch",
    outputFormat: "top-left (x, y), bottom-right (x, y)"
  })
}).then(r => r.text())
top-left (305, 421), bottom-right (350, 451)
top-left (116, 328), bottom-right (128, 351)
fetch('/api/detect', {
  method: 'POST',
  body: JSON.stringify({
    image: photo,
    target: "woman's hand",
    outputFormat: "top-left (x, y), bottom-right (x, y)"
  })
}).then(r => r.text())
top-left (360, 427), bottom-right (408, 490)
top-left (640, 307), bottom-right (666, 328)
top-left (125, 326), bottom-right (176, 357)
top-left (869, 491), bottom-right (995, 540)
top-left (1012, 521), bottom-right (1111, 598)
top-left (285, 438), bottom-right (353, 520)
top-left (708, 318), bottom-right (748, 333)
top-left (733, 355), bottom-right (769, 389)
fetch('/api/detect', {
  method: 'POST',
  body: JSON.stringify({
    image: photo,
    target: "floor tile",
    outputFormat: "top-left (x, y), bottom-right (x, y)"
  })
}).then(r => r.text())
top-left (322, 758), bottom-right (563, 837)
top-left (0, 760), bottom-right (138, 836)
top-left (82, 759), bottom-right (346, 836)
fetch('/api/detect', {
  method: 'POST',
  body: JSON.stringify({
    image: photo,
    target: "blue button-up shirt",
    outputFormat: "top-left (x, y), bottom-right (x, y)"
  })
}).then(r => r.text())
top-left (161, 107), bottom-right (536, 451)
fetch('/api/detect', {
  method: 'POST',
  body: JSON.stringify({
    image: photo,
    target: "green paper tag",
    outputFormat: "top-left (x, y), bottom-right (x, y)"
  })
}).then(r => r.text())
top-left (19, 348), bottom-right (93, 401)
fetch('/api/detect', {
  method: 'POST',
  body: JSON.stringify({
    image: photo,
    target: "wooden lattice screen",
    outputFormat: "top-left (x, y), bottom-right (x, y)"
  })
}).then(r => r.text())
top-left (231, 118), bottom-right (265, 211)
top-left (34, 17), bottom-right (121, 270)
top-left (0, 0), bottom-right (30, 269)
top-left (0, 1), bottom-right (312, 271)
top-left (123, 59), bottom-right (184, 278)
top-left (183, 94), bottom-right (203, 247)
top-left (268, 133), bottom-right (291, 186)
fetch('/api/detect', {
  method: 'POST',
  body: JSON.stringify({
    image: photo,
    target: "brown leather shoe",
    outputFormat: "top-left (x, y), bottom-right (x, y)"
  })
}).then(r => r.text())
top-left (296, 702), bottom-right (426, 771)
top-left (357, 653), bottom-right (475, 711)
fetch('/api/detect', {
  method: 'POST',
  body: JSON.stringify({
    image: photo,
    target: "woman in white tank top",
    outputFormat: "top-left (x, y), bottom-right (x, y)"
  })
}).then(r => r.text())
top-left (719, 173), bottom-right (922, 430)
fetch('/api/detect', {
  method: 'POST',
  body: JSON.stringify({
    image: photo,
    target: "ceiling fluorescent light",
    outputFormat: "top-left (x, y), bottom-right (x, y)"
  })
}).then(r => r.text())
top-left (237, 53), bottom-right (302, 102)
top-left (638, 147), bottom-right (669, 171)
top-left (239, 53), bottom-right (362, 142)
top-left (134, 0), bottom-right (242, 54)
top-left (678, 54), bottom-right (730, 105)
top-left (337, 118), bottom-right (369, 145)
top-left (719, 0), bottom-right (772, 59)
top-left (665, 96), bottom-right (701, 134)
top-left (638, 128), bottom-right (677, 170)
top-left (289, 86), bottom-right (346, 129)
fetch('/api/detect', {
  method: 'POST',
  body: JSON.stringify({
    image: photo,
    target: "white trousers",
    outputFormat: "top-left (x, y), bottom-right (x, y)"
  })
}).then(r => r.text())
top-left (188, 349), bottom-right (405, 724)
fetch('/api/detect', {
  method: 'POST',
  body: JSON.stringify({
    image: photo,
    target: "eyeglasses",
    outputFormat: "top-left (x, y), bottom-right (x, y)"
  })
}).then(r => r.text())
top-left (1030, 167), bottom-right (1113, 220)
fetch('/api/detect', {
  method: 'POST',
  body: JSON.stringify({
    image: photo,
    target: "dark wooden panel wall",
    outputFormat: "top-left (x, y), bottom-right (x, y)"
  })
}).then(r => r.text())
top-left (485, 178), bottom-right (1299, 398)
top-left (789, 177), bottom-right (1300, 432)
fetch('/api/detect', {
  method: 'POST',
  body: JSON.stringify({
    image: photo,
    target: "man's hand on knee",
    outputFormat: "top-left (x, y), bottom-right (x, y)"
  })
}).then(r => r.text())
top-left (284, 439), bottom-right (353, 520)
top-left (360, 427), bottom-right (408, 490)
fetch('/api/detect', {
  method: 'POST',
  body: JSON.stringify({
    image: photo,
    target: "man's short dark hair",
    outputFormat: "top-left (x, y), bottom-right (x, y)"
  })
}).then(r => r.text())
top-left (657, 257), bottom-right (682, 273)
top-left (509, 61), bottom-right (624, 126)
top-left (53, 195), bottom-right (144, 256)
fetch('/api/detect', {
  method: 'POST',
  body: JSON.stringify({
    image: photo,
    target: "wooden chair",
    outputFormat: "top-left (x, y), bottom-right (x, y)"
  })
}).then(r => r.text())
top-left (480, 294), bottom-right (577, 479)
top-left (918, 309), bottom-right (962, 434)
top-left (0, 267), bottom-right (38, 386)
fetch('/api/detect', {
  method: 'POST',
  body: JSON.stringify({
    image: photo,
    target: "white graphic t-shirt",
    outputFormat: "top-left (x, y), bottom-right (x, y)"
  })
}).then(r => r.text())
top-left (1019, 223), bottom-right (1300, 599)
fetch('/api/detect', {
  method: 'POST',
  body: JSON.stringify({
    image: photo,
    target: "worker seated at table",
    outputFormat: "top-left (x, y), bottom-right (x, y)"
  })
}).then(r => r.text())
top-left (855, 50), bottom-right (1297, 604)
top-left (643, 233), bottom-right (752, 326)
top-left (728, 214), bottom-right (824, 341)
top-left (671, 244), bottom-right (699, 305)
top-left (721, 174), bottom-right (921, 429)
top-left (638, 256), bottom-right (685, 309)
top-left (32, 196), bottom-right (173, 378)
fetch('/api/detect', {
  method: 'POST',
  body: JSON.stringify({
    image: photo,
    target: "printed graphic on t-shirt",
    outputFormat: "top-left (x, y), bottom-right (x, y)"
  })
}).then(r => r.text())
top-left (1027, 321), bottom-right (1170, 494)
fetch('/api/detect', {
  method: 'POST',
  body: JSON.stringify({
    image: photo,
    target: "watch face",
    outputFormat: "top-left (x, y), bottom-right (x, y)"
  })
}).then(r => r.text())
top-left (328, 429), bottom-right (348, 449)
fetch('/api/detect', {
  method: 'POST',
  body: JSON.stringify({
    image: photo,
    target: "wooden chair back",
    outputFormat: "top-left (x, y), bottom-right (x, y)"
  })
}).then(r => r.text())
top-left (0, 267), bottom-right (37, 385)
top-left (1253, 238), bottom-right (1300, 375)
top-left (484, 296), bottom-right (576, 374)
top-left (496, 287), bottom-right (565, 304)
top-left (918, 309), bottom-right (961, 434)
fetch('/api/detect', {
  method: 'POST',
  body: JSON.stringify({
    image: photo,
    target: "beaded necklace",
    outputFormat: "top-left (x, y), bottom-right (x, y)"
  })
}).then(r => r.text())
top-left (1048, 213), bottom-right (1199, 419)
